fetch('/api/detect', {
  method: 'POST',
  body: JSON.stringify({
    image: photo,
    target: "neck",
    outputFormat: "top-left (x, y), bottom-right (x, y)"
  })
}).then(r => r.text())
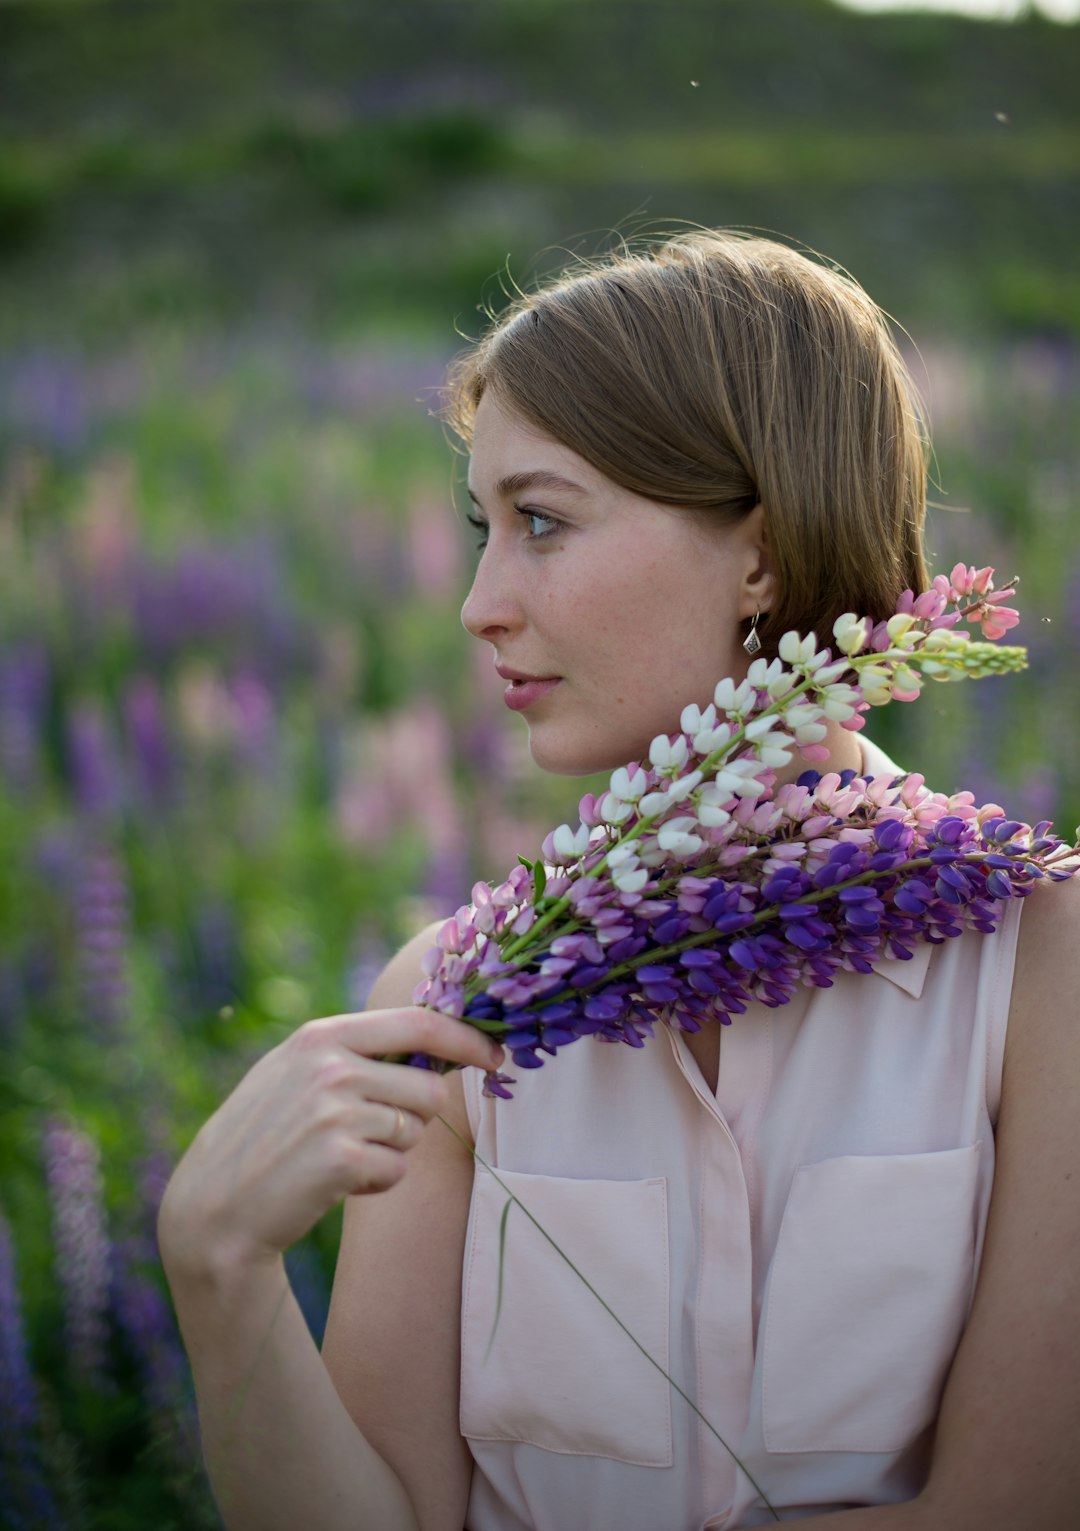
top-left (771, 718), bottom-right (864, 792)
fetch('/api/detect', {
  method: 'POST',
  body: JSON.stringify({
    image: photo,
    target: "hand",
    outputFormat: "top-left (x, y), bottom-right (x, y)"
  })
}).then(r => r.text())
top-left (157, 1007), bottom-right (503, 1277)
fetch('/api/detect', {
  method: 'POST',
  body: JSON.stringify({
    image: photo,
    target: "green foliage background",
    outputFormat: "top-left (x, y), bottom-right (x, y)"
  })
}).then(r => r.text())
top-left (0, 2), bottom-right (1077, 1525)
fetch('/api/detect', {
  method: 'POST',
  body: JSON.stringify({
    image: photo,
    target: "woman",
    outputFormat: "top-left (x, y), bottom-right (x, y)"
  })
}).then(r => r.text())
top-left (158, 230), bottom-right (1080, 1530)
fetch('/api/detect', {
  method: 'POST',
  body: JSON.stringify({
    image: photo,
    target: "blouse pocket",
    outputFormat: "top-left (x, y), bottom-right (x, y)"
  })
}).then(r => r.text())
top-left (460, 1167), bottom-right (672, 1467)
top-left (761, 1143), bottom-right (980, 1455)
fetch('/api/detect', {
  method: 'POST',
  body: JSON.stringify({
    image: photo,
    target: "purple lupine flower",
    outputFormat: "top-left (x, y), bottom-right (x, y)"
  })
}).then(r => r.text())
top-left (110, 1234), bottom-right (192, 1422)
top-left (0, 1208), bottom-right (64, 1530)
top-left (65, 699), bottom-right (123, 819)
top-left (0, 643), bottom-right (50, 792)
top-left (41, 1116), bottom-right (114, 1392)
top-left (72, 838), bottom-right (130, 1031)
top-left (109, 1233), bottom-right (210, 1517)
top-left (6, 347), bottom-right (89, 455)
top-left (123, 674), bottom-right (174, 801)
top-left (187, 903), bottom-right (243, 1016)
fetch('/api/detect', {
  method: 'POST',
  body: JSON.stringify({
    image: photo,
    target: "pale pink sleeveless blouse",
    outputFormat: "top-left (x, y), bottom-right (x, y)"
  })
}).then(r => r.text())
top-left (459, 737), bottom-right (1023, 1530)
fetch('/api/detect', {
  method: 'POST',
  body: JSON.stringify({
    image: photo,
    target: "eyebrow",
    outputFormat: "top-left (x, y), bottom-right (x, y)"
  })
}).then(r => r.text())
top-left (466, 470), bottom-right (587, 506)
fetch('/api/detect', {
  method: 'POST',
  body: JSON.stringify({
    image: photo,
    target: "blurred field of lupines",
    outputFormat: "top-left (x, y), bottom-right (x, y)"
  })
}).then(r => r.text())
top-left (1, 2), bottom-right (1078, 1527)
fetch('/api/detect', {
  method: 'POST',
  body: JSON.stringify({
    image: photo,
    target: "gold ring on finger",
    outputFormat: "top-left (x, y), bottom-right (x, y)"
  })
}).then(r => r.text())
top-left (389, 1105), bottom-right (407, 1146)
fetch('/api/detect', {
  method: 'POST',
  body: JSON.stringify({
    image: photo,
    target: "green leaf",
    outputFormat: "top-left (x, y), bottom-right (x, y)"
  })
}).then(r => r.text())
top-left (517, 855), bottom-right (534, 872)
top-left (533, 861), bottom-right (547, 903)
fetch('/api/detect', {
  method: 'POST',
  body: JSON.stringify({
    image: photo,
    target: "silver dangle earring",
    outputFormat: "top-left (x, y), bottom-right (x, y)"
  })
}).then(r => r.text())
top-left (743, 608), bottom-right (763, 656)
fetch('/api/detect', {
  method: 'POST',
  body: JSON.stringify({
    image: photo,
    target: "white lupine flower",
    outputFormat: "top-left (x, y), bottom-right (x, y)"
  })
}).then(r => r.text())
top-left (764, 670), bottom-right (798, 700)
top-left (606, 843), bottom-right (639, 868)
top-left (892, 664), bottom-right (922, 694)
top-left (746, 656), bottom-right (786, 689)
top-left (693, 723), bottom-right (733, 755)
top-left (704, 771), bottom-right (744, 796)
top-left (778, 631), bottom-right (818, 666)
top-left (792, 719), bottom-right (828, 744)
top-left (657, 826), bottom-right (705, 857)
top-left (856, 664), bottom-right (893, 705)
top-left (886, 613), bottom-right (918, 643)
top-left (638, 789), bottom-right (673, 818)
top-left (924, 627), bottom-right (968, 651)
top-left (783, 702), bottom-right (825, 731)
top-left (598, 792), bottom-right (634, 824)
top-left (725, 756), bottom-right (768, 779)
top-left (658, 814), bottom-right (698, 834)
top-left (665, 769), bottom-right (704, 802)
top-left (821, 695), bottom-right (858, 722)
top-left (697, 781), bottom-right (735, 807)
top-left (713, 677), bottom-right (754, 714)
top-left (744, 715), bottom-right (780, 741)
top-left (833, 613), bottom-right (867, 655)
top-left (812, 660), bottom-right (851, 685)
top-left (697, 803), bottom-right (731, 827)
top-left (759, 744), bottom-right (794, 767)
top-left (649, 734), bottom-right (689, 771)
top-left (680, 701), bottom-right (717, 734)
top-left (608, 764), bottom-right (646, 801)
top-left (637, 839), bottom-right (671, 867)
top-left (552, 822), bottom-right (591, 859)
top-left (610, 865), bottom-right (649, 893)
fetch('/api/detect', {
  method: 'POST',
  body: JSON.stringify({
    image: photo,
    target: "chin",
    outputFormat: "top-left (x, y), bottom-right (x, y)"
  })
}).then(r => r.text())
top-left (526, 727), bottom-right (647, 779)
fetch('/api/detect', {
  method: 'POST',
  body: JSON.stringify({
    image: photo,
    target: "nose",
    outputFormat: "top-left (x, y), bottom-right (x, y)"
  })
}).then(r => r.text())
top-left (460, 546), bottom-right (523, 645)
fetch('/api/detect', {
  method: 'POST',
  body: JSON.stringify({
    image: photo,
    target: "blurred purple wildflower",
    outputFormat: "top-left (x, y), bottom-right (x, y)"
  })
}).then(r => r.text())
top-left (66, 699), bottom-right (124, 819)
top-left (41, 1116), bottom-right (115, 1392)
top-left (123, 674), bottom-right (174, 802)
top-left (73, 839), bottom-right (130, 1031)
top-left (0, 643), bottom-right (50, 792)
top-left (0, 1208), bottom-right (64, 1531)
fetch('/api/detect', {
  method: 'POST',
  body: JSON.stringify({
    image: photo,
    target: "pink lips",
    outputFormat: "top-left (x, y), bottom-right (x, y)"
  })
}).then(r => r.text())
top-left (503, 677), bottom-right (561, 712)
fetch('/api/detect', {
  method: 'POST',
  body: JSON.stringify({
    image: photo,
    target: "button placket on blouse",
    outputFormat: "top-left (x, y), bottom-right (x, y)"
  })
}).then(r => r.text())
top-left (665, 1024), bottom-right (761, 1523)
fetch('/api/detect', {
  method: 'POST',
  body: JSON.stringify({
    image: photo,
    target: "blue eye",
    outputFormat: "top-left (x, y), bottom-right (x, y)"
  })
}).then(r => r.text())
top-left (518, 508), bottom-right (560, 539)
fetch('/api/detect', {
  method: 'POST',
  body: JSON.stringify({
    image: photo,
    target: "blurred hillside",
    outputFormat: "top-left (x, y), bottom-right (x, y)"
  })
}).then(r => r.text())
top-left (1, 0), bottom-right (1077, 341)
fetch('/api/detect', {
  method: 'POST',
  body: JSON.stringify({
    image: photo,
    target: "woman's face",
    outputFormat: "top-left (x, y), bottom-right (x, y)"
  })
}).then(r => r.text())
top-left (461, 390), bottom-right (774, 776)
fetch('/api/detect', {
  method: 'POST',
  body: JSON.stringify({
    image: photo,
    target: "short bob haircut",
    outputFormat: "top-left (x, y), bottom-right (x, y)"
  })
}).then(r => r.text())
top-left (441, 229), bottom-right (930, 660)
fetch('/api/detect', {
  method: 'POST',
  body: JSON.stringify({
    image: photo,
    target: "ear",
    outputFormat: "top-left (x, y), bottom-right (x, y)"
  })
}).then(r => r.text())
top-left (739, 503), bottom-right (777, 619)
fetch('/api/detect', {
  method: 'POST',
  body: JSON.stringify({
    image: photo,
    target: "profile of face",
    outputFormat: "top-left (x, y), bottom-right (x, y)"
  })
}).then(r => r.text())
top-left (461, 389), bottom-right (775, 776)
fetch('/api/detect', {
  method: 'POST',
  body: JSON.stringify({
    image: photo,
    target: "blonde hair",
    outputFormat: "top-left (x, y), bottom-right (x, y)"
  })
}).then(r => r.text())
top-left (442, 229), bottom-right (929, 658)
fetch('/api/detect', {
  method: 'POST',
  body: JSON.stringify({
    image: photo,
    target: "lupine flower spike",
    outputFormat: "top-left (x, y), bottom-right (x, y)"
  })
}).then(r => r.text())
top-left (412, 569), bottom-right (1078, 1096)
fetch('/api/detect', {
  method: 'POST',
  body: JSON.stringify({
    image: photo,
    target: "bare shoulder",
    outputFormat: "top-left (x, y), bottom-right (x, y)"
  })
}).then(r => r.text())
top-left (1007, 873), bottom-right (1080, 1073)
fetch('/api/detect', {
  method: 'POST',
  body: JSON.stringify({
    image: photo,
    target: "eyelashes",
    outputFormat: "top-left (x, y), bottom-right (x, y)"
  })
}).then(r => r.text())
top-left (465, 511), bottom-right (488, 550)
top-left (465, 507), bottom-right (561, 552)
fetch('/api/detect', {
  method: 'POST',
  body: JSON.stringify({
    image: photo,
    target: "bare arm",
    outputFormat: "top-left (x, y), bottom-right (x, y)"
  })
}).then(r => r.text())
top-left (158, 920), bottom-right (498, 1531)
top-left (760, 875), bottom-right (1080, 1530)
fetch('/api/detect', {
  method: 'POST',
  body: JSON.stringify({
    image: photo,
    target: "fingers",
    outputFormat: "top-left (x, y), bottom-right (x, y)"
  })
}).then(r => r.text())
top-left (320, 1007), bottom-right (505, 1075)
top-left (372, 1101), bottom-right (417, 1151)
top-left (343, 1141), bottom-right (411, 1196)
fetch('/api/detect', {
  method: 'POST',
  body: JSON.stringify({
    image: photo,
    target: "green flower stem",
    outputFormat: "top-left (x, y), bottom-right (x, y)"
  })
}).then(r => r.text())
top-left (437, 1114), bottom-right (782, 1523)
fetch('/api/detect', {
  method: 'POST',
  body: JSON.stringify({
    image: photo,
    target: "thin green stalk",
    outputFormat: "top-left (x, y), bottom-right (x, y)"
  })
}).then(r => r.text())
top-left (439, 1115), bottom-right (782, 1523)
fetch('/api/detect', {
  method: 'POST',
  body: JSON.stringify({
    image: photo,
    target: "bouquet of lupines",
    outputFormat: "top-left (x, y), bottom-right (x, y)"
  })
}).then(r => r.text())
top-left (413, 566), bottom-right (1080, 1098)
